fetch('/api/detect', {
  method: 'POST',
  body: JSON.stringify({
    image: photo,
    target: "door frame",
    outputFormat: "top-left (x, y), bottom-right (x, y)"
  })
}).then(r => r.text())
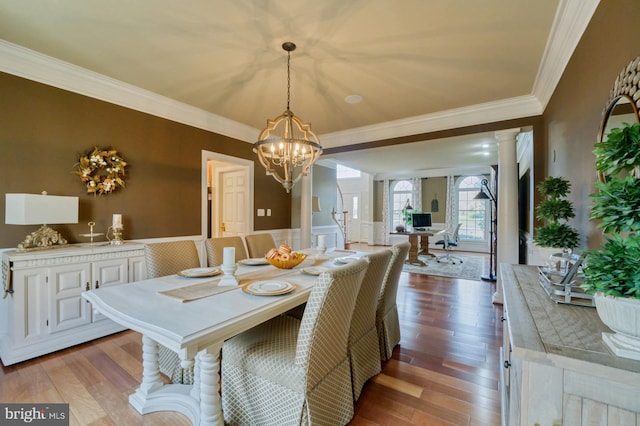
top-left (201, 150), bottom-right (254, 239)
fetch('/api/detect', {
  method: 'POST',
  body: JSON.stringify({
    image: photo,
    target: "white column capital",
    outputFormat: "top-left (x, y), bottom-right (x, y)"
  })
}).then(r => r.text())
top-left (494, 128), bottom-right (521, 143)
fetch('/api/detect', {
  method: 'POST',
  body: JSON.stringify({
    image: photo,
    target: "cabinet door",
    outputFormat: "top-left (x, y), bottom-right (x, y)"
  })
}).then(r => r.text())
top-left (48, 263), bottom-right (91, 333)
top-left (128, 255), bottom-right (147, 282)
top-left (91, 258), bottom-right (128, 322)
top-left (10, 268), bottom-right (48, 345)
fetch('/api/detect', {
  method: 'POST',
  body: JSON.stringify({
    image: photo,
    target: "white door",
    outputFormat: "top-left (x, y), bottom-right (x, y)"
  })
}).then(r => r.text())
top-left (344, 192), bottom-right (361, 243)
top-left (218, 168), bottom-right (249, 236)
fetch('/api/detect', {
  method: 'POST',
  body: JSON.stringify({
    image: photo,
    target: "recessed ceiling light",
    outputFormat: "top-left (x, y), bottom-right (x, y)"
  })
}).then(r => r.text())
top-left (345, 95), bottom-right (363, 104)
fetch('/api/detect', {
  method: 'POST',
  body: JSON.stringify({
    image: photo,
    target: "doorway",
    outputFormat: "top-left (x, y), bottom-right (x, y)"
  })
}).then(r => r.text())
top-left (201, 151), bottom-right (254, 239)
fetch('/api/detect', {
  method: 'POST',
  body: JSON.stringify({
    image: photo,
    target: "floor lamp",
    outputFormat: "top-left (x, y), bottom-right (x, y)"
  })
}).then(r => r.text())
top-left (474, 179), bottom-right (497, 281)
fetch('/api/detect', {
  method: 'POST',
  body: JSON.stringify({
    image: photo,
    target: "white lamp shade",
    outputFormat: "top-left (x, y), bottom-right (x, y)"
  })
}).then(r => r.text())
top-left (5, 193), bottom-right (79, 225)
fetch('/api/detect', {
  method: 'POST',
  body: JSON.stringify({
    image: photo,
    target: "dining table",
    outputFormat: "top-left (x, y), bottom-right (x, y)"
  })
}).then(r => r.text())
top-left (82, 248), bottom-right (365, 426)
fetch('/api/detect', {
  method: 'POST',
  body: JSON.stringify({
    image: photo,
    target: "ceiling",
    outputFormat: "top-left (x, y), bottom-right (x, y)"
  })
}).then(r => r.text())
top-left (0, 0), bottom-right (598, 178)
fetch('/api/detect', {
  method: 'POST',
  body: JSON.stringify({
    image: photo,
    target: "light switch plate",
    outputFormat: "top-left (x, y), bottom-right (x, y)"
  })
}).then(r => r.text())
top-left (257, 209), bottom-right (265, 217)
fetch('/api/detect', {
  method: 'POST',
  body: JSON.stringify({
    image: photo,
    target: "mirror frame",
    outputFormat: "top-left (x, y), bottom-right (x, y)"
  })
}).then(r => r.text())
top-left (597, 56), bottom-right (640, 182)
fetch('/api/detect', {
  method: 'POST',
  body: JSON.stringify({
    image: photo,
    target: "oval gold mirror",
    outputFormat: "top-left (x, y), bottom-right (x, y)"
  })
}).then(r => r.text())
top-left (596, 56), bottom-right (640, 182)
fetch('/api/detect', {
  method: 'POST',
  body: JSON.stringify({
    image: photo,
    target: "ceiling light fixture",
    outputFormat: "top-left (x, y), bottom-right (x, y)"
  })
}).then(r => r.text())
top-left (254, 42), bottom-right (322, 193)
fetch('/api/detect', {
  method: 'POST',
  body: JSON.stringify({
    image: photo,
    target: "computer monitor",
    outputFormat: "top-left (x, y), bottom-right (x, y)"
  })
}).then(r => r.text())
top-left (411, 212), bottom-right (432, 230)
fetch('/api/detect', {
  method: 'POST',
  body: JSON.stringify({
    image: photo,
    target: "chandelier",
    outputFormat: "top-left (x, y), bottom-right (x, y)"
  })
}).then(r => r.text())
top-left (254, 42), bottom-right (323, 192)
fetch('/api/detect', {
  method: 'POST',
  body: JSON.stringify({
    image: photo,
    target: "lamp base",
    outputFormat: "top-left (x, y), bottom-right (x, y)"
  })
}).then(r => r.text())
top-left (481, 274), bottom-right (497, 282)
top-left (16, 225), bottom-right (69, 252)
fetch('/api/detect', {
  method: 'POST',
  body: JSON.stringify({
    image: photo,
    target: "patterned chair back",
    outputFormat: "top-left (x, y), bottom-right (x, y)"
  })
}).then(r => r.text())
top-left (144, 240), bottom-right (200, 278)
top-left (350, 250), bottom-right (393, 344)
top-left (245, 233), bottom-right (276, 258)
top-left (205, 236), bottom-right (248, 266)
top-left (296, 258), bottom-right (368, 387)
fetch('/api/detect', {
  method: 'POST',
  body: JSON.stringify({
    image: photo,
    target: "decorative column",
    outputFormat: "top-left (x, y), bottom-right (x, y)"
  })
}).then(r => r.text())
top-left (300, 172), bottom-right (312, 249)
top-left (494, 128), bottom-right (520, 304)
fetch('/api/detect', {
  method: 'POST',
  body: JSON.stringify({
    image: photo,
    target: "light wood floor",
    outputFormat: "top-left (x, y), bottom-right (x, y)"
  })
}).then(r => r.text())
top-left (0, 246), bottom-right (502, 425)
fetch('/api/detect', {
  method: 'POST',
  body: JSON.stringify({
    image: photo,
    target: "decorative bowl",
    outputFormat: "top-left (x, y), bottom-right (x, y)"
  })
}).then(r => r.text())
top-left (266, 253), bottom-right (307, 269)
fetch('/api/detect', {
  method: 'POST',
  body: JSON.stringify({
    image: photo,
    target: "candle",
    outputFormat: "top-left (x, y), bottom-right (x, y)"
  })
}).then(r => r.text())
top-left (317, 234), bottom-right (326, 249)
top-left (223, 247), bottom-right (235, 266)
top-left (112, 214), bottom-right (123, 229)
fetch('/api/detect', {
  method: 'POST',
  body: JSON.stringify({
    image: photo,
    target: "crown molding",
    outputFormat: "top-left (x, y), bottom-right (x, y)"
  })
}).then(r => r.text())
top-left (0, 40), bottom-right (259, 143)
top-left (318, 95), bottom-right (543, 149)
top-left (1, 0), bottom-right (597, 149)
top-left (532, 0), bottom-right (600, 110)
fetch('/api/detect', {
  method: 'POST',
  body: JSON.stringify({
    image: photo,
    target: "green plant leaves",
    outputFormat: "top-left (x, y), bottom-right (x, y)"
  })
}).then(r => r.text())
top-left (590, 177), bottom-right (640, 234)
top-left (594, 122), bottom-right (640, 176)
top-left (533, 176), bottom-right (579, 249)
top-left (581, 233), bottom-right (640, 299)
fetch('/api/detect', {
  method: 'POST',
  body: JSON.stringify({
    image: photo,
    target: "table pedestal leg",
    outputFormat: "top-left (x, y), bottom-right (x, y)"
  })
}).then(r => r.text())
top-left (199, 343), bottom-right (224, 425)
top-left (418, 235), bottom-right (435, 257)
top-left (406, 234), bottom-right (425, 266)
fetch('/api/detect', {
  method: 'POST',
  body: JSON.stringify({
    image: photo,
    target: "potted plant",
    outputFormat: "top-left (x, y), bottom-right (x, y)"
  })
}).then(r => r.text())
top-left (533, 176), bottom-right (580, 272)
top-left (581, 122), bottom-right (640, 360)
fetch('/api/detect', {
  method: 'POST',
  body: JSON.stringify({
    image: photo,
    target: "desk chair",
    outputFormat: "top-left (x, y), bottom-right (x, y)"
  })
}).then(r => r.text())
top-left (221, 259), bottom-right (368, 425)
top-left (435, 223), bottom-right (463, 264)
top-left (245, 233), bottom-right (276, 258)
top-left (144, 240), bottom-right (200, 384)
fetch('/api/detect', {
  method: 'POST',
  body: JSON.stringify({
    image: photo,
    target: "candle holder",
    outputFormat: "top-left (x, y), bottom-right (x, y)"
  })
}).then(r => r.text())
top-left (106, 226), bottom-right (124, 245)
top-left (218, 262), bottom-right (238, 286)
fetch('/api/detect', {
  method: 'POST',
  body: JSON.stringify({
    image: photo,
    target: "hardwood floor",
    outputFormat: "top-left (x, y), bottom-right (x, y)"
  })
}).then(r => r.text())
top-left (0, 247), bottom-right (503, 425)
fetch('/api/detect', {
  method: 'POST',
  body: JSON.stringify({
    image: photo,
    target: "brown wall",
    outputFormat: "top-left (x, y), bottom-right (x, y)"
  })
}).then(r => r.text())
top-left (541, 0), bottom-right (640, 249)
top-left (0, 72), bottom-right (291, 248)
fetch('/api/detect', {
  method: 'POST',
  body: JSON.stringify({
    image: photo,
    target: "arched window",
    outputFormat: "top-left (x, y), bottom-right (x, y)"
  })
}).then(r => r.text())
top-left (456, 176), bottom-right (487, 242)
top-left (390, 180), bottom-right (413, 230)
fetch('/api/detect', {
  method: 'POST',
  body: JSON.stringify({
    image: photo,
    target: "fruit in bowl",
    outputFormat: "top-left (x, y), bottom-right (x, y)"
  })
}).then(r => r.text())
top-left (266, 244), bottom-right (307, 269)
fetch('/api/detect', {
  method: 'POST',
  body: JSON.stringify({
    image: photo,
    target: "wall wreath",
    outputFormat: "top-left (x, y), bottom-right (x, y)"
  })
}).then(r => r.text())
top-left (73, 147), bottom-right (127, 195)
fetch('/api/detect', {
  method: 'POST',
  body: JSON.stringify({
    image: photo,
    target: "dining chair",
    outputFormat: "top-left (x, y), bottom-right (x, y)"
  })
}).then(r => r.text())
top-left (204, 236), bottom-right (248, 266)
top-left (435, 223), bottom-right (464, 264)
top-left (144, 240), bottom-right (200, 384)
top-left (221, 258), bottom-right (369, 426)
top-left (244, 233), bottom-right (276, 258)
top-left (349, 249), bottom-right (393, 401)
top-left (376, 240), bottom-right (411, 361)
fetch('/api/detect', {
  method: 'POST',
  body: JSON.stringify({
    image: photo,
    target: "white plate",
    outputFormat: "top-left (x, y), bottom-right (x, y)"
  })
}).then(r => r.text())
top-left (335, 256), bottom-right (359, 264)
top-left (177, 267), bottom-right (221, 278)
top-left (301, 266), bottom-right (328, 276)
top-left (239, 258), bottom-right (270, 266)
top-left (242, 281), bottom-right (295, 296)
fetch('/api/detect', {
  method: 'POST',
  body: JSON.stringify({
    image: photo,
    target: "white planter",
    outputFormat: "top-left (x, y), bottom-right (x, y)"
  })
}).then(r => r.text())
top-left (594, 292), bottom-right (640, 360)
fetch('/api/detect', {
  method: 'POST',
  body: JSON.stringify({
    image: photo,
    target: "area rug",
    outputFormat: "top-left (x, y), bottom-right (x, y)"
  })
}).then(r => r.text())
top-left (402, 254), bottom-right (484, 281)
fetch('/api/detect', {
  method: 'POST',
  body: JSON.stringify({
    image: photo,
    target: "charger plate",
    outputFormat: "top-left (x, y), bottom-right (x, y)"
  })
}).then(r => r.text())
top-left (301, 266), bottom-right (328, 276)
top-left (178, 267), bottom-right (221, 278)
top-left (239, 258), bottom-right (270, 266)
top-left (334, 256), bottom-right (359, 264)
top-left (242, 280), bottom-right (295, 296)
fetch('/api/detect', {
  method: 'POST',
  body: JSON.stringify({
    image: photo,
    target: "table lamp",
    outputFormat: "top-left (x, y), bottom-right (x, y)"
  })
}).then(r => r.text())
top-left (5, 192), bottom-right (79, 252)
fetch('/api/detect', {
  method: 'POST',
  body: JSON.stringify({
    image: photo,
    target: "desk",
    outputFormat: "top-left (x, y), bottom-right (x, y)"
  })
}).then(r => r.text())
top-left (391, 231), bottom-right (435, 265)
top-left (82, 249), bottom-right (361, 425)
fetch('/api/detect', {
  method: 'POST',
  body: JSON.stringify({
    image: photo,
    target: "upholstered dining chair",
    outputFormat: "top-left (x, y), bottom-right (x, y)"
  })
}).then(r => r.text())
top-left (376, 240), bottom-right (411, 361)
top-left (144, 240), bottom-right (200, 384)
top-left (244, 233), bottom-right (276, 258)
top-left (221, 259), bottom-right (369, 426)
top-left (204, 236), bottom-right (248, 266)
top-left (349, 249), bottom-right (393, 401)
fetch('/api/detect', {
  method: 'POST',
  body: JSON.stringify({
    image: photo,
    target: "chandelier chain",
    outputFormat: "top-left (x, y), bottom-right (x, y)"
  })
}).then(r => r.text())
top-left (286, 50), bottom-right (291, 111)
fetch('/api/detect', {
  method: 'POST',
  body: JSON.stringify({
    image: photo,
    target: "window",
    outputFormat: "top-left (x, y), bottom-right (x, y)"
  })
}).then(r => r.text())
top-left (336, 164), bottom-right (361, 179)
top-left (352, 196), bottom-right (359, 219)
top-left (390, 180), bottom-right (413, 230)
top-left (456, 176), bottom-right (487, 241)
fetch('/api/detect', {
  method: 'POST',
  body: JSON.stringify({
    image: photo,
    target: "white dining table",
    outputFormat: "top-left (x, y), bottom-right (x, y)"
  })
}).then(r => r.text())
top-left (81, 249), bottom-right (363, 426)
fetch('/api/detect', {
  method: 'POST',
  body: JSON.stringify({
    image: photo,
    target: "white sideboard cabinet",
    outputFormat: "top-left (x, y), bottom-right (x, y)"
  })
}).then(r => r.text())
top-left (501, 264), bottom-right (640, 426)
top-left (0, 243), bottom-right (146, 365)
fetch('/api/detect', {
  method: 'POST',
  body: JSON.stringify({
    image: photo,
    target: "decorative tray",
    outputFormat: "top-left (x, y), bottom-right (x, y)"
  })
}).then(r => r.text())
top-left (538, 268), bottom-right (596, 307)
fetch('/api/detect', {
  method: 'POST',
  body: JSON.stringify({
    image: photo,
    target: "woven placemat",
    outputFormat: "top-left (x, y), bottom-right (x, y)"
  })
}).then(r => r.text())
top-left (158, 281), bottom-right (239, 302)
